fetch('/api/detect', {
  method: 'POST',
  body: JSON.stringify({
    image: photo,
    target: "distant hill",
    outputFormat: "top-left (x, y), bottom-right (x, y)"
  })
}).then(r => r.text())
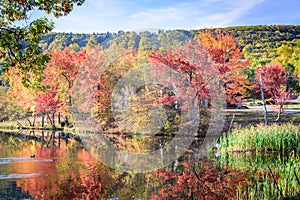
top-left (40, 25), bottom-right (300, 60)
top-left (193, 25), bottom-right (300, 60)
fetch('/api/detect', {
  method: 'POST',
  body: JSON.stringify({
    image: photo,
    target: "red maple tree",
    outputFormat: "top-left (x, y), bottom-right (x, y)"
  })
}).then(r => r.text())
top-left (41, 47), bottom-right (86, 117)
top-left (254, 62), bottom-right (291, 120)
top-left (149, 41), bottom-right (220, 108)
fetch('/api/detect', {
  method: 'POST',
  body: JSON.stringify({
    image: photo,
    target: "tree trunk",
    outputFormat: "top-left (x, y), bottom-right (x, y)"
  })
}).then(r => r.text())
top-left (228, 112), bottom-right (236, 132)
top-left (32, 115), bottom-right (36, 127)
top-left (58, 113), bottom-right (61, 125)
top-left (52, 111), bottom-right (56, 129)
top-left (25, 117), bottom-right (32, 127)
top-left (65, 116), bottom-right (69, 126)
top-left (47, 113), bottom-right (53, 127)
top-left (259, 72), bottom-right (268, 126)
top-left (275, 101), bottom-right (284, 122)
top-left (41, 114), bottom-right (45, 128)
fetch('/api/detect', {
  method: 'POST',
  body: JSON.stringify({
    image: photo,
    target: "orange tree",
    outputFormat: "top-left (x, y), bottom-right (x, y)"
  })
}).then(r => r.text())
top-left (197, 30), bottom-right (250, 104)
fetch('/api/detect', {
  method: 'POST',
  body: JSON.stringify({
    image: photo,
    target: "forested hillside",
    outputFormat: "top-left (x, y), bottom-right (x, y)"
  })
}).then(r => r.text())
top-left (40, 25), bottom-right (300, 59)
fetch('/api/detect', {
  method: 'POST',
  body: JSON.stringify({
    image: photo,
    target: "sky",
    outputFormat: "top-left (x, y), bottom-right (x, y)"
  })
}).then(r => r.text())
top-left (48, 0), bottom-right (300, 33)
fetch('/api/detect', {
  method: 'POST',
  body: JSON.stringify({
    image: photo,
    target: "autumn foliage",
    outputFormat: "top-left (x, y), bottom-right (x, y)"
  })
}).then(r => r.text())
top-left (42, 48), bottom-right (86, 115)
top-left (197, 30), bottom-right (250, 103)
top-left (254, 62), bottom-right (290, 101)
top-left (152, 159), bottom-right (249, 200)
top-left (149, 41), bottom-right (220, 106)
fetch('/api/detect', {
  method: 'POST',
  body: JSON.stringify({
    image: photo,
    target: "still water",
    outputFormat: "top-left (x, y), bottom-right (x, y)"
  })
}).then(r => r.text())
top-left (0, 130), bottom-right (192, 199)
top-left (0, 130), bottom-right (299, 199)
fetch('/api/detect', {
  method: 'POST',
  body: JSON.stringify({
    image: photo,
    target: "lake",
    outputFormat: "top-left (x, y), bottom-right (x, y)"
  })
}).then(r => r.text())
top-left (0, 130), bottom-right (299, 199)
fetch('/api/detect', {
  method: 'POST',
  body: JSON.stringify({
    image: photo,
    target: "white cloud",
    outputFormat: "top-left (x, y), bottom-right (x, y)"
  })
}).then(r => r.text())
top-left (128, 0), bottom-right (266, 30)
top-left (198, 0), bottom-right (266, 28)
top-left (52, 0), bottom-right (266, 33)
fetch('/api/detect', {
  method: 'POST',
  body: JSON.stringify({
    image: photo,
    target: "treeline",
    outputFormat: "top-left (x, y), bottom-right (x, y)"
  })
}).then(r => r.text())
top-left (40, 25), bottom-right (300, 59)
top-left (39, 30), bottom-right (192, 52)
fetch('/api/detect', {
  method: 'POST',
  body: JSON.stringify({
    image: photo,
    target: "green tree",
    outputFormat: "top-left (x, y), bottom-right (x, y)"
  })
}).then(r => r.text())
top-left (87, 34), bottom-right (99, 47)
top-left (48, 34), bottom-right (69, 51)
top-left (0, 0), bottom-right (85, 87)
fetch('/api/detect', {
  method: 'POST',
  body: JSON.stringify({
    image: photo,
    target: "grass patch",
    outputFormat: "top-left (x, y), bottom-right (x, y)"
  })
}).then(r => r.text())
top-left (219, 123), bottom-right (300, 153)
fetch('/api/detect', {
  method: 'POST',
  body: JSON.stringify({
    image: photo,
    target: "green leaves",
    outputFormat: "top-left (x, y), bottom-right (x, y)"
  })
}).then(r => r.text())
top-left (0, 0), bottom-right (85, 88)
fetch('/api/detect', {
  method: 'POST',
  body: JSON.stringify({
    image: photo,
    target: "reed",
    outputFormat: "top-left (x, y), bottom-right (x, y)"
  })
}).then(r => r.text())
top-left (219, 123), bottom-right (300, 153)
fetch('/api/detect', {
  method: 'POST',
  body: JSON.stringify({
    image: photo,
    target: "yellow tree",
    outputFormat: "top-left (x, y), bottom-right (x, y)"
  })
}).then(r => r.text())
top-left (5, 69), bottom-right (41, 125)
top-left (276, 41), bottom-right (300, 91)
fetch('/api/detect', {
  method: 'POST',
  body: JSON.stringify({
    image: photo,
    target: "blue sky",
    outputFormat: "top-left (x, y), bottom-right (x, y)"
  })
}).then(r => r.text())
top-left (49, 0), bottom-right (300, 33)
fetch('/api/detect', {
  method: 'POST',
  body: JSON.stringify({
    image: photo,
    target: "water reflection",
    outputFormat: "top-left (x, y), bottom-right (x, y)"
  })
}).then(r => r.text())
top-left (218, 152), bottom-right (300, 199)
top-left (0, 130), bottom-right (113, 199)
top-left (1, 130), bottom-right (299, 199)
top-left (0, 173), bottom-right (40, 180)
top-left (0, 130), bottom-right (222, 199)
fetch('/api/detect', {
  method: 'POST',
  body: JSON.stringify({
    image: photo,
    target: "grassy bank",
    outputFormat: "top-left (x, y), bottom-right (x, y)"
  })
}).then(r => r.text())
top-left (219, 123), bottom-right (300, 153)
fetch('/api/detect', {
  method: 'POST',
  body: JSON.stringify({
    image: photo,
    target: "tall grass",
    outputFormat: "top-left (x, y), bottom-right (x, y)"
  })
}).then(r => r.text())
top-left (219, 123), bottom-right (300, 153)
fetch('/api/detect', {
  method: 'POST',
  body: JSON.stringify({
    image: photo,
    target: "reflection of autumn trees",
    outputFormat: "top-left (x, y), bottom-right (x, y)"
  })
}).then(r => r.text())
top-left (0, 134), bottom-right (113, 200)
top-left (1, 131), bottom-right (256, 199)
top-left (107, 170), bottom-right (165, 199)
top-left (104, 133), bottom-right (172, 153)
top-left (53, 159), bottom-right (111, 199)
top-left (152, 159), bottom-right (249, 200)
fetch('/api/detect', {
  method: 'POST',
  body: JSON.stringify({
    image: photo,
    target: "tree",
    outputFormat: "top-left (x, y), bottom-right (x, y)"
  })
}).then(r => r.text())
top-left (197, 30), bottom-right (250, 104)
top-left (71, 46), bottom-right (107, 128)
top-left (94, 49), bottom-right (138, 130)
top-left (254, 62), bottom-right (291, 121)
top-left (48, 34), bottom-right (69, 51)
top-left (149, 41), bottom-right (222, 136)
top-left (42, 48), bottom-right (86, 118)
top-left (4, 68), bottom-right (41, 125)
top-left (276, 41), bottom-right (300, 91)
top-left (5, 69), bottom-right (40, 113)
top-left (149, 41), bottom-right (220, 106)
top-left (0, 0), bottom-right (85, 87)
top-left (87, 34), bottom-right (99, 48)
top-left (36, 86), bottom-right (60, 127)
top-left (0, 86), bottom-right (24, 121)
